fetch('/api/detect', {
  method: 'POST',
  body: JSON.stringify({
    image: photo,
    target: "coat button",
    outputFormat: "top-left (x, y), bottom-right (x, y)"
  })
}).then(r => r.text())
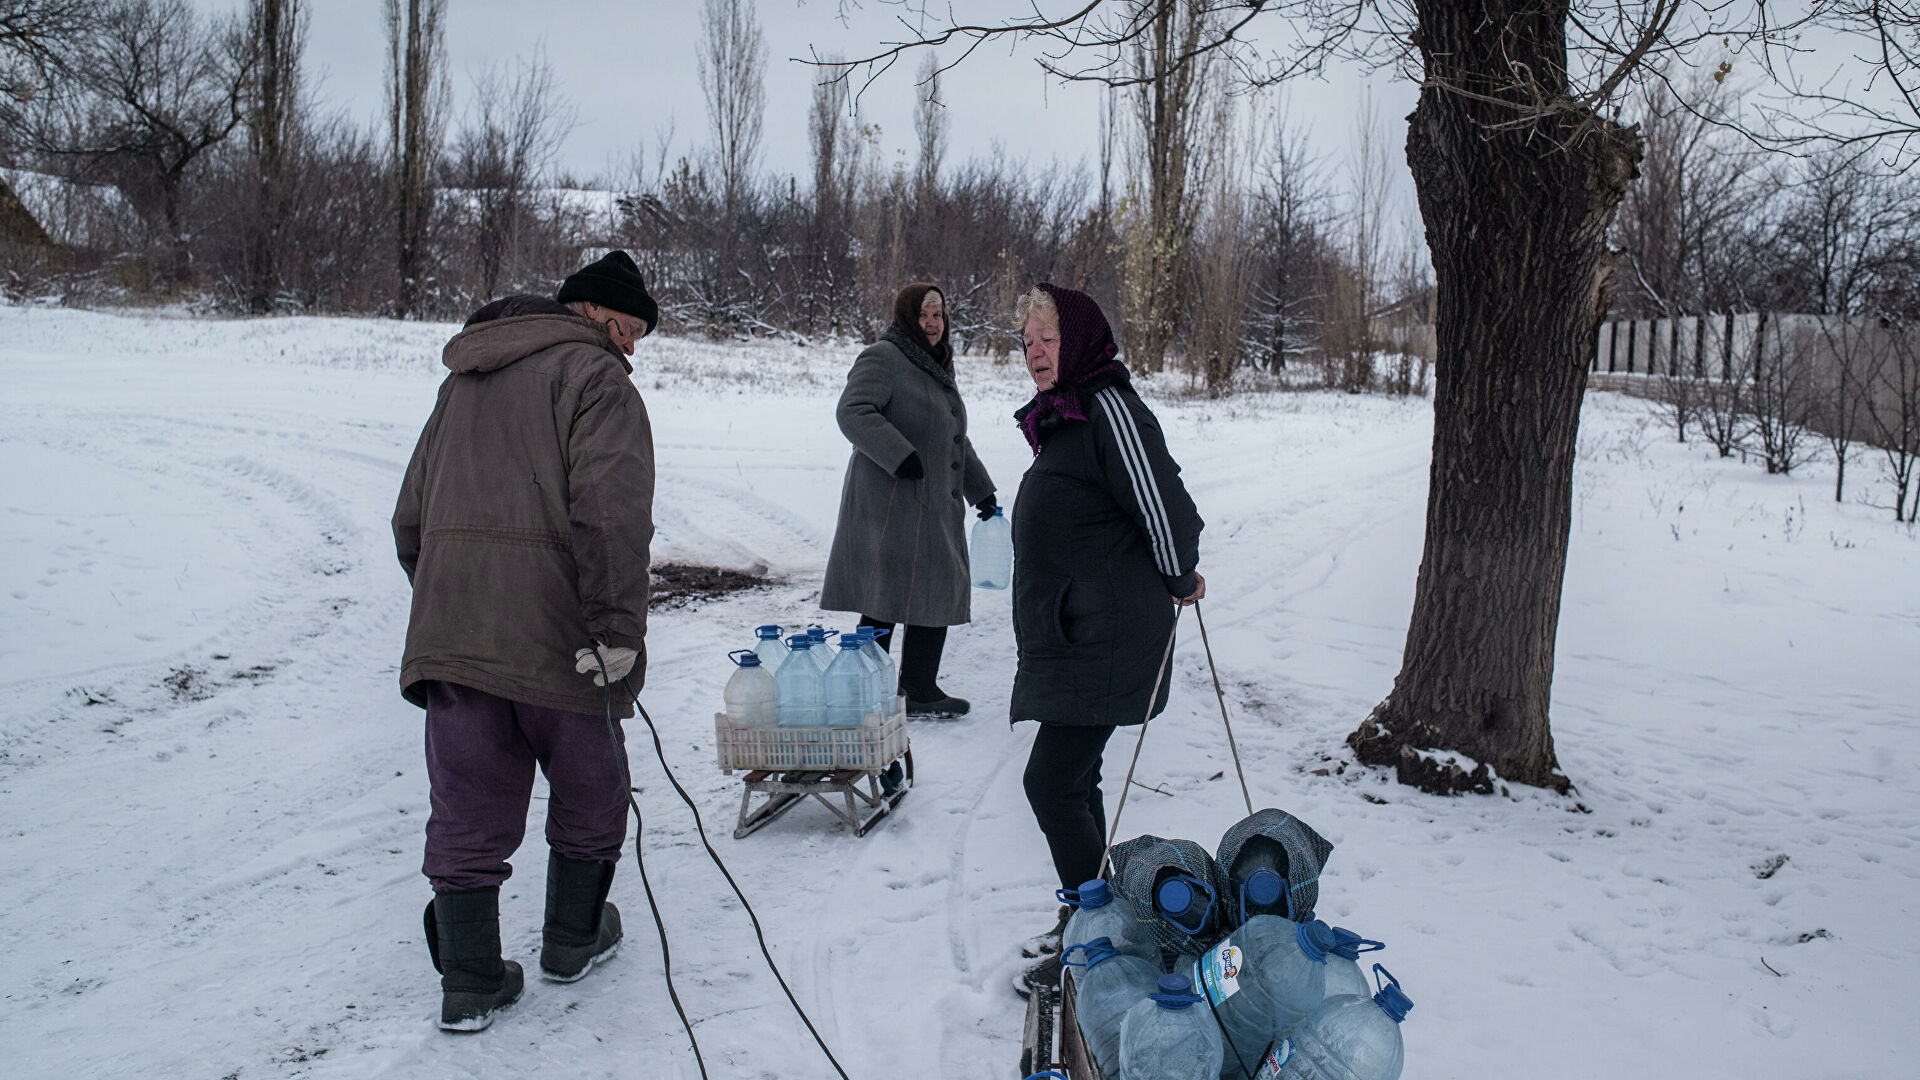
top-left (952, 435), bottom-right (962, 445)
top-left (951, 489), bottom-right (960, 498)
top-left (950, 407), bottom-right (959, 418)
top-left (950, 460), bottom-right (960, 470)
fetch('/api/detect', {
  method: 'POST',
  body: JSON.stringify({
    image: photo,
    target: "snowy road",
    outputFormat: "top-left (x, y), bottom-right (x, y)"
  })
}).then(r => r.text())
top-left (1, 306), bottom-right (1914, 1079)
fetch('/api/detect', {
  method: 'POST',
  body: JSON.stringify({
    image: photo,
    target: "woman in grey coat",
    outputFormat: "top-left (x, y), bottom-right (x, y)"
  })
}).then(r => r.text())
top-left (821, 283), bottom-right (996, 717)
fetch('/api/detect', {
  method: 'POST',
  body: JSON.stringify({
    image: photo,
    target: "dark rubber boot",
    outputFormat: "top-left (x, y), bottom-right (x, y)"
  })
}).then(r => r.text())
top-left (540, 853), bottom-right (622, 983)
top-left (425, 887), bottom-right (524, 1032)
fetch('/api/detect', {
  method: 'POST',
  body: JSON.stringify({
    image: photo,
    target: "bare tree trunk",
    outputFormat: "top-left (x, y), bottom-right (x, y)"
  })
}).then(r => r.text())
top-left (248, 0), bottom-right (302, 314)
top-left (386, 0), bottom-right (444, 319)
top-left (912, 51), bottom-right (945, 203)
top-left (697, 0), bottom-right (765, 218)
top-left (1349, 0), bottom-right (1642, 794)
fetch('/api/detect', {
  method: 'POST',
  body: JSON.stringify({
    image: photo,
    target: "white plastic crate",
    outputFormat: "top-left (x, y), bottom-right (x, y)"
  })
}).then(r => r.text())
top-left (715, 706), bottom-right (909, 774)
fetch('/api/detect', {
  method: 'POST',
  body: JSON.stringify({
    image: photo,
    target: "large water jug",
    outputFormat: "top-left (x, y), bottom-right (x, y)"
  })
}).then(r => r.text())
top-left (752, 624), bottom-right (785, 669)
top-left (1189, 917), bottom-right (1336, 1077)
top-left (806, 626), bottom-right (836, 671)
top-left (856, 627), bottom-right (897, 716)
top-left (1060, 879), bottom-right (1157, 964)
top-left (1225, 834), bottom-right (1294, 927)
top-left (824, 634), bottom-right (879, 728)
top-left (724, 650), bottom-right (778, 728)
top-left (775, 635), bottom-right (825, 728)
top-left (1259, 966), bottom-right (1412, 1080)
top-left (1062, 938), bottom-right (1160, 1072)
top-left (971, 506), bottom-right (1012, 589)
top-left (1322, 928), bottom-right (1384, 1003)
top-left (1155, 872), bottom-right (1223, 940)
top-left (1117, 974), bottom-right (1224, 1080)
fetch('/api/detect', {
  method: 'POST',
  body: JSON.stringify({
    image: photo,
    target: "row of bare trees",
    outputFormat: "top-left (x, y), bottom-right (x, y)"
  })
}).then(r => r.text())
top-left (0, 0), bottom-right (1427, 396)
top-left (1608, 77), bottom-right (1920, 519)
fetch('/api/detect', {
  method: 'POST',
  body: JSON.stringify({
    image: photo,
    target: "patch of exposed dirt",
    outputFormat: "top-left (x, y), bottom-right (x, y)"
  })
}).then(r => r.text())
top-left (649, 562), bottom-right (774, 610)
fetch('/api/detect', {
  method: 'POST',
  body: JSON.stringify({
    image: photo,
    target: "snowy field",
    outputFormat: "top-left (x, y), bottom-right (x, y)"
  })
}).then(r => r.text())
top-left (1, 303), bottom-right (1914, 1080)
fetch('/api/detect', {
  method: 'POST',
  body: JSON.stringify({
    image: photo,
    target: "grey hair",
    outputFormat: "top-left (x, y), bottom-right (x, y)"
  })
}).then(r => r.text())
top-left (1014, 286), bottom-right (1058, 330)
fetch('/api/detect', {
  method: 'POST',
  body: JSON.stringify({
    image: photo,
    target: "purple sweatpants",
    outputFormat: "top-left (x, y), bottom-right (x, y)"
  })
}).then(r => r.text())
top-left (421, 680), bottom-right (630, 892)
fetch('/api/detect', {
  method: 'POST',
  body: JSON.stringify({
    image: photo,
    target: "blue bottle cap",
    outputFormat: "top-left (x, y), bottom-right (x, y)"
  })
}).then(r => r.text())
top-left (786, 634), bottom-right (812, 649)
top-left (755, 624), bottom-right (782, 639)
top-left (993, 506), bottom-right (1004, 517)
top-left (1244, 867), bottom-right (1284, 908)
top-left (729, 649), bottom-right (760, 667)
top-left (838, 634), bottom-right (863, 648)
top-left (1057, 878), bottom-right (1111, 909)
top-left (1149, 974), bottom-right (1202, 1010)
top-left (1156, 877), bottom-right (1195, 914)
top-left (1372, 964), bottom-right (1413, 1022)
top-left (1295, 919), bottom-right (1337, 963)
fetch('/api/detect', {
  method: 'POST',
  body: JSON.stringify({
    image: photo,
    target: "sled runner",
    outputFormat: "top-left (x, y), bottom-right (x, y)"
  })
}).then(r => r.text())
top-left (715, 712), bottom-right (913, 838)
top-left (1020, 974), bottom-right (1105, 1079)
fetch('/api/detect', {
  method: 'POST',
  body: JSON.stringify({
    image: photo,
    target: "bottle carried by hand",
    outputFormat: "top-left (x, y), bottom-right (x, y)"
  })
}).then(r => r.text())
top-left (970, 506), bottom-right (1012, 589)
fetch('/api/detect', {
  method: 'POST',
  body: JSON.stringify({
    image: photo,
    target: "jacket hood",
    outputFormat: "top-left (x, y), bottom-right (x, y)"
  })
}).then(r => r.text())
top-left (442, 311), bottom-right (628, 375)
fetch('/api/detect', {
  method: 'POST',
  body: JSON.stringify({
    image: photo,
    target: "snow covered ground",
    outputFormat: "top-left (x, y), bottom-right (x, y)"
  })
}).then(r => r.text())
top-left (1, 304), bottom-right (1914, 1080)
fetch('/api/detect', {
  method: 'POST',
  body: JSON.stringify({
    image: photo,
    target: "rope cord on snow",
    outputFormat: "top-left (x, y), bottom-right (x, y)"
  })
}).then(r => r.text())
top-left (1096, 606), bottom-right (1183, 882)
top-left (594, 649), bottom-right (710, 1080)
top-left (595, 648), bottom-right (854, 1080)
top-left (1194, 601), bottom-right (1254, 817)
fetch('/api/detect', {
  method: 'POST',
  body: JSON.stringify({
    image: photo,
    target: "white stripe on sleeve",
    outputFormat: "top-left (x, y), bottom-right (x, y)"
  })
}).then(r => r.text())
top-left (1096, 387), bottom-right (1179, 576)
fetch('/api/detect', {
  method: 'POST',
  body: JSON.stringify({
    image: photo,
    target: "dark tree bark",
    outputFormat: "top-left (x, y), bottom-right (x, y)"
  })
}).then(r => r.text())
top-left (386, 0), bottom-right (444, 319)
top-left (247, 0), bottom-right (300, 314)
top-left (1348, 0), bottom-right (1643, 794)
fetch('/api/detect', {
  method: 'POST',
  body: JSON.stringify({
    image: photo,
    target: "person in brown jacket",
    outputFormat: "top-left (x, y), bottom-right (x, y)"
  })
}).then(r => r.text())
top-left (392, 250), bottom-right (657, 1032)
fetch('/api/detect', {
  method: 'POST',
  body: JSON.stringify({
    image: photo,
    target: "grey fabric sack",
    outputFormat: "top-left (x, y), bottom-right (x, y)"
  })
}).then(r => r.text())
top-left (1106, 834), bottom-right (1225, 958)
top-left (1213, 808), bottom-right (1336, 926)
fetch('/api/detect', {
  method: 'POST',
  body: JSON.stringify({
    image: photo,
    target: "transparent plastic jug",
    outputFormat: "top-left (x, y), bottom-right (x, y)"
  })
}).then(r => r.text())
top-left (1061, 939), bottom-right (1160, 1073)
top-left (1117, 974), bottom-right (1224, 1080)
top-left (1188, 917), bottom-right (1336, 1078)
top-left (752, 624), bottom-right (785, 669)
top-left (1259, 965), bottom-right (1412, 1080)
top-left (856, 626), bottom-right (897, 717)
top-left (1322, 928), bottom-right (1385, 1004)
top-left (1060, 879), bottom-right (1158, 964)
top-left (723, 650), bottom-right (778, 728)
top-left (775, 635), bottom-right (825, 728)
top-left (971, 506), bottom-right (1012, 589)
top-left (824, 634), bottom-right (878, 728)
top-left (1226, 834), bottom-right (1294, 927)
top-left (1154, 872), bottom-right (1223, 940)
top-left (805, 626), bottom-right (836, 671)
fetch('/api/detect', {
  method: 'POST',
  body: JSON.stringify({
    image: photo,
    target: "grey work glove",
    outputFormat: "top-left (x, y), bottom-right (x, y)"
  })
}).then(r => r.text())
top-left (573, 643), bottom-right (639, 686)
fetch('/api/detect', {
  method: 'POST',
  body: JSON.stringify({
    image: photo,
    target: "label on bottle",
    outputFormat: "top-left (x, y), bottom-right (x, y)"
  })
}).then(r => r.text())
top-left (1195, 940), bottom-right (1244, 1006)
top-left (1252, 1037), bottom-right (1293, 1080)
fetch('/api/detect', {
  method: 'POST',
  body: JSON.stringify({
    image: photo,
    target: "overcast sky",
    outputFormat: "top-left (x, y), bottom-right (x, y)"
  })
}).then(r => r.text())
top-left (247, 1), bottom-right (1420, 208)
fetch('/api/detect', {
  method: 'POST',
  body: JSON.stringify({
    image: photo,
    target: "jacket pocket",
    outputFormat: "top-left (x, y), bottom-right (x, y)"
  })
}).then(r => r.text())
top-left (1059, 576), bottom-right (1116, 649)
top-left (1013, 570), bottom-right (1072, 653)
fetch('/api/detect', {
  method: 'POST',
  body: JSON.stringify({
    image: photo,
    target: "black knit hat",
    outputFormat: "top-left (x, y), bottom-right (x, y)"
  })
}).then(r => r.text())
top-left (556, 250), bottom-right (658, 337)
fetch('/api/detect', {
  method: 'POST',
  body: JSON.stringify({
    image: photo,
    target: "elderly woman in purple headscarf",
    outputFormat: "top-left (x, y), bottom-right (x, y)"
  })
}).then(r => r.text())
top-left (1008, 283), bottom-right (1205, 996)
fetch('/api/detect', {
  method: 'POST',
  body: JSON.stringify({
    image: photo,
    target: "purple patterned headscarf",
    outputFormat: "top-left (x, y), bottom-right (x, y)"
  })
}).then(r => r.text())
top-left (1017, 283), bottom-right (1130, 454)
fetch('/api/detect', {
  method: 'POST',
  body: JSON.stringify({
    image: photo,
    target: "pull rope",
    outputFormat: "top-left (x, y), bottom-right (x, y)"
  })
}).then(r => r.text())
top-left (1096, 605), bottom-right (1184, 882)
top-left (1193, 601), bottom-right (1254, 816)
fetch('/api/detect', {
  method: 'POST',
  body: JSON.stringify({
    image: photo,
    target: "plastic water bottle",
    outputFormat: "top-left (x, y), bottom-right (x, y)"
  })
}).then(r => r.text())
top-left (1059, 879), bottom-right (1157, 964)
top-left (1323, 928), bottom-right (1385, 1003)
top-left (824, 634), bottom-right (878, 728)
top-left (775, 635), bottom-right (825, 728)
top-left (1061, 939), bottom-right (1160, 1073)
top-left (1117, 974), bottom-right (1224, 1080)
top-left (806, 626), bottom-right (836, 671)
top-left (1188, 917), bottom-right (1336, 1075)
top-left (1154, 872), bottom-right (1222, 939)
top-left (971, 506), bottom-right (1012, 589)
top-left (1259, 965), bottom-right (1412, 1080)
top-left (856, 627), bottom-right (897, 717)
top-left (752, 624), bottom-right (785, 669)
top-left (723, 650), bottom-right (778, 728)
top-left (1226, 834), bottom-right (1294, 927)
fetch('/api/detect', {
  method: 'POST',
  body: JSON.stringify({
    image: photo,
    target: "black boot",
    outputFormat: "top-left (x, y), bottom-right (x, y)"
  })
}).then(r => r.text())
top-left (540, 853), bottom-right (622, 983)
top-left (898, 625), bottom-right (969, 718)
top-left (425, 887), bottom-right (524, 1032)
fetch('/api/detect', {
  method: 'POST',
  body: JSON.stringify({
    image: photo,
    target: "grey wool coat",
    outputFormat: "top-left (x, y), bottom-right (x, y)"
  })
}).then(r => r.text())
top-left (821, 328), bottom-right (995, 626)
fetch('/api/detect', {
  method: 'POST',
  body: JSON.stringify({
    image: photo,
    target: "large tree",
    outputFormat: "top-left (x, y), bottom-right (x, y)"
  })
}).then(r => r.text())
top-left (819, 0), bottom-right (1832, 793)
top-left (384, 0), bottom-right (446, 318)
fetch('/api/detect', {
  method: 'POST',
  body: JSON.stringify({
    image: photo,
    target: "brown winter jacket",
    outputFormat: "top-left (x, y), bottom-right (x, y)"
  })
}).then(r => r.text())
top-left (393, 305), bottom-right (655, 719)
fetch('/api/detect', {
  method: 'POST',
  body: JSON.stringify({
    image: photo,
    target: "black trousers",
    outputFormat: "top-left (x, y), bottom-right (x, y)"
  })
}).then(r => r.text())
top-left (857, 615), bottom-right (948, 701)
top-left (1022, 723), bottom-right (1118, 891)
